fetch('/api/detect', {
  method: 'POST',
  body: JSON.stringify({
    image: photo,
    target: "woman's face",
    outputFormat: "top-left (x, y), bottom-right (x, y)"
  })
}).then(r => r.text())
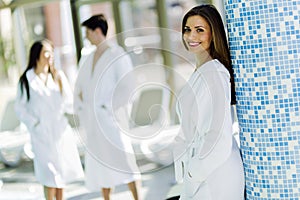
top-left (183, 15), bottom-right (212, 54)
top-left (38, 44), bottom-right (54, 67)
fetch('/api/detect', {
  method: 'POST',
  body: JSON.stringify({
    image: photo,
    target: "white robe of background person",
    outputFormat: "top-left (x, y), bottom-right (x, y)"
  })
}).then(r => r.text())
top-left (15, 69), bottom-right (84, 188)
top-left (74, 44), bottom-right (141, 190)
top-left (173, 59), bottom-right (245, 200)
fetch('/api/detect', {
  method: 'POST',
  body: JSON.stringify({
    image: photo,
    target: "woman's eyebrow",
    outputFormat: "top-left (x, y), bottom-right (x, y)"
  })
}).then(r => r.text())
top-left (185, 25), bottom-right (205, 29)
top-left (194, 25), bottom-right (205, 28)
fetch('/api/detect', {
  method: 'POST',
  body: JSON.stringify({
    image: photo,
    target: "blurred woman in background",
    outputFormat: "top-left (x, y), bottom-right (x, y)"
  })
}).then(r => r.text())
top-left (15, 39), bottom-right (84, 200)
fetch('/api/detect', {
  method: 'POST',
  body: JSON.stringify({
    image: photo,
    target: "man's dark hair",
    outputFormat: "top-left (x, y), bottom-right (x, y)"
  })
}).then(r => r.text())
top-left (81, 14), bottom-right (108, 36)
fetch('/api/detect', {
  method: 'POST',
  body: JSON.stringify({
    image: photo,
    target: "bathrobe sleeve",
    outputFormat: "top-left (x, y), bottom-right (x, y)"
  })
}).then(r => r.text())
top-left (173, 127), bottom-right (189, 183)
top-left (14, 83), bottom-right (39, 130)
top-left (73, 54), bottom-right (90, 114)
top-left (59, 71), bottom-right (74, 114)
top-left (187, 67), bottom-right (233, 182)
top-left (173, 93), bottom-right (193, 183)
top-left (74, 75), bottom-right (83, 114)
top-left (112, 49), bottom-right (136, 110)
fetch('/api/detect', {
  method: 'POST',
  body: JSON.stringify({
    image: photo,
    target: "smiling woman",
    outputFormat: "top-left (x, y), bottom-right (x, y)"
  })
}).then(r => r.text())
top-left (173, 4), bottom-right (245, 200)
top-left (182, 15), bottom-right (212, 54)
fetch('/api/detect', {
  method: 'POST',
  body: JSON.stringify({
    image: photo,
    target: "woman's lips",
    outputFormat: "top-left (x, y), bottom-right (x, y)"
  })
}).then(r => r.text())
top-left (188, 42), bottom-right (201, 47)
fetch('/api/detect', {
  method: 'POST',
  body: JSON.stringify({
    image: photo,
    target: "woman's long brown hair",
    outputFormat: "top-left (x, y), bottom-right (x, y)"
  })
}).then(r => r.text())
top-left (182, 4), bottom-right (236, 105)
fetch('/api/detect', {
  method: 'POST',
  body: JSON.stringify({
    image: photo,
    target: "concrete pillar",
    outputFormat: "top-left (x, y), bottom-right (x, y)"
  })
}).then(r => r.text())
top-left (225, 0), bottom-right (300, 199)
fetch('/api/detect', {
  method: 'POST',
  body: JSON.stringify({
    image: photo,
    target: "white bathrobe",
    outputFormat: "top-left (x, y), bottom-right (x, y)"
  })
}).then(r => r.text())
top-left (74, 45), bottom-right (141, 190)
top-left (174, 59), bottom-right (245, 199)
top-left (15, 69), bottom-right (84, 188)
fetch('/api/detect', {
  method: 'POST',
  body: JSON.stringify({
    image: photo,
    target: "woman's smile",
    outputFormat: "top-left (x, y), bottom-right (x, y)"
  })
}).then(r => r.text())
top-left (187, 41), bottom-right (201, 48)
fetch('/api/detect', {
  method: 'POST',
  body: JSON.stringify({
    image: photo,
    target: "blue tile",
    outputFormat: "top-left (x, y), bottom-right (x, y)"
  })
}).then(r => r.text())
top-left (226, 0), bottom-right (300, 198)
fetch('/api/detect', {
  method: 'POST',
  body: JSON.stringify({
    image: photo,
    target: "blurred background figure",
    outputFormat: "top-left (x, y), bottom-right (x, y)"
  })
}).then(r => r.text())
top-left (74, 14), bottom-right (141, 200)
top-left (14, 39), bottom-right (84, 200)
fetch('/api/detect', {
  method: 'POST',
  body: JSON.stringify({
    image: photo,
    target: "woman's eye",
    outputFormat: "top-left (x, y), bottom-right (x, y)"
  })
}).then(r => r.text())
top-left (197, 28), bottom-right (204, 32)
top-left (184, 28), bottom-right (191, 33)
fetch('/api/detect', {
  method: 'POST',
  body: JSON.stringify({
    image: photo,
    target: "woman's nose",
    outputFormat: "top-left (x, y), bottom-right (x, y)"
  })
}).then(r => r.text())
top-left (188, 30), bottom-right (197, 40)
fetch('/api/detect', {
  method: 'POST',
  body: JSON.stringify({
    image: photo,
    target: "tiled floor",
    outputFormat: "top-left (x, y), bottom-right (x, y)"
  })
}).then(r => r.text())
top-left (0, 157), bottom-right (181, 200)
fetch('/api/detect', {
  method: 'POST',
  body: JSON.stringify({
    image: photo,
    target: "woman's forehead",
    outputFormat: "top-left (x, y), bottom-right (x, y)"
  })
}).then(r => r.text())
top-left (42, 44), bottom-right (53, 51)
top-left (185, 15), bottom-right (209, 28)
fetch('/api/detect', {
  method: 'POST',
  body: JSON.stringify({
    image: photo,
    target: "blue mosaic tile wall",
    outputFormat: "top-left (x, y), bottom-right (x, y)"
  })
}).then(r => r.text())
top-left (225, 0), bottom-right (300, 199)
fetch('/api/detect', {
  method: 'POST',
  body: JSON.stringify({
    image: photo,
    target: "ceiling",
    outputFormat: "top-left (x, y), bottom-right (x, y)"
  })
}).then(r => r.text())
top-left (0, 0), bottom-right (56, 9)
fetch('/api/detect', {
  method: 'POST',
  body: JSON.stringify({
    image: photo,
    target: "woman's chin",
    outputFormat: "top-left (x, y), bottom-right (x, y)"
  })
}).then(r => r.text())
top-left (188, 47), bottom-right (206, 54)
